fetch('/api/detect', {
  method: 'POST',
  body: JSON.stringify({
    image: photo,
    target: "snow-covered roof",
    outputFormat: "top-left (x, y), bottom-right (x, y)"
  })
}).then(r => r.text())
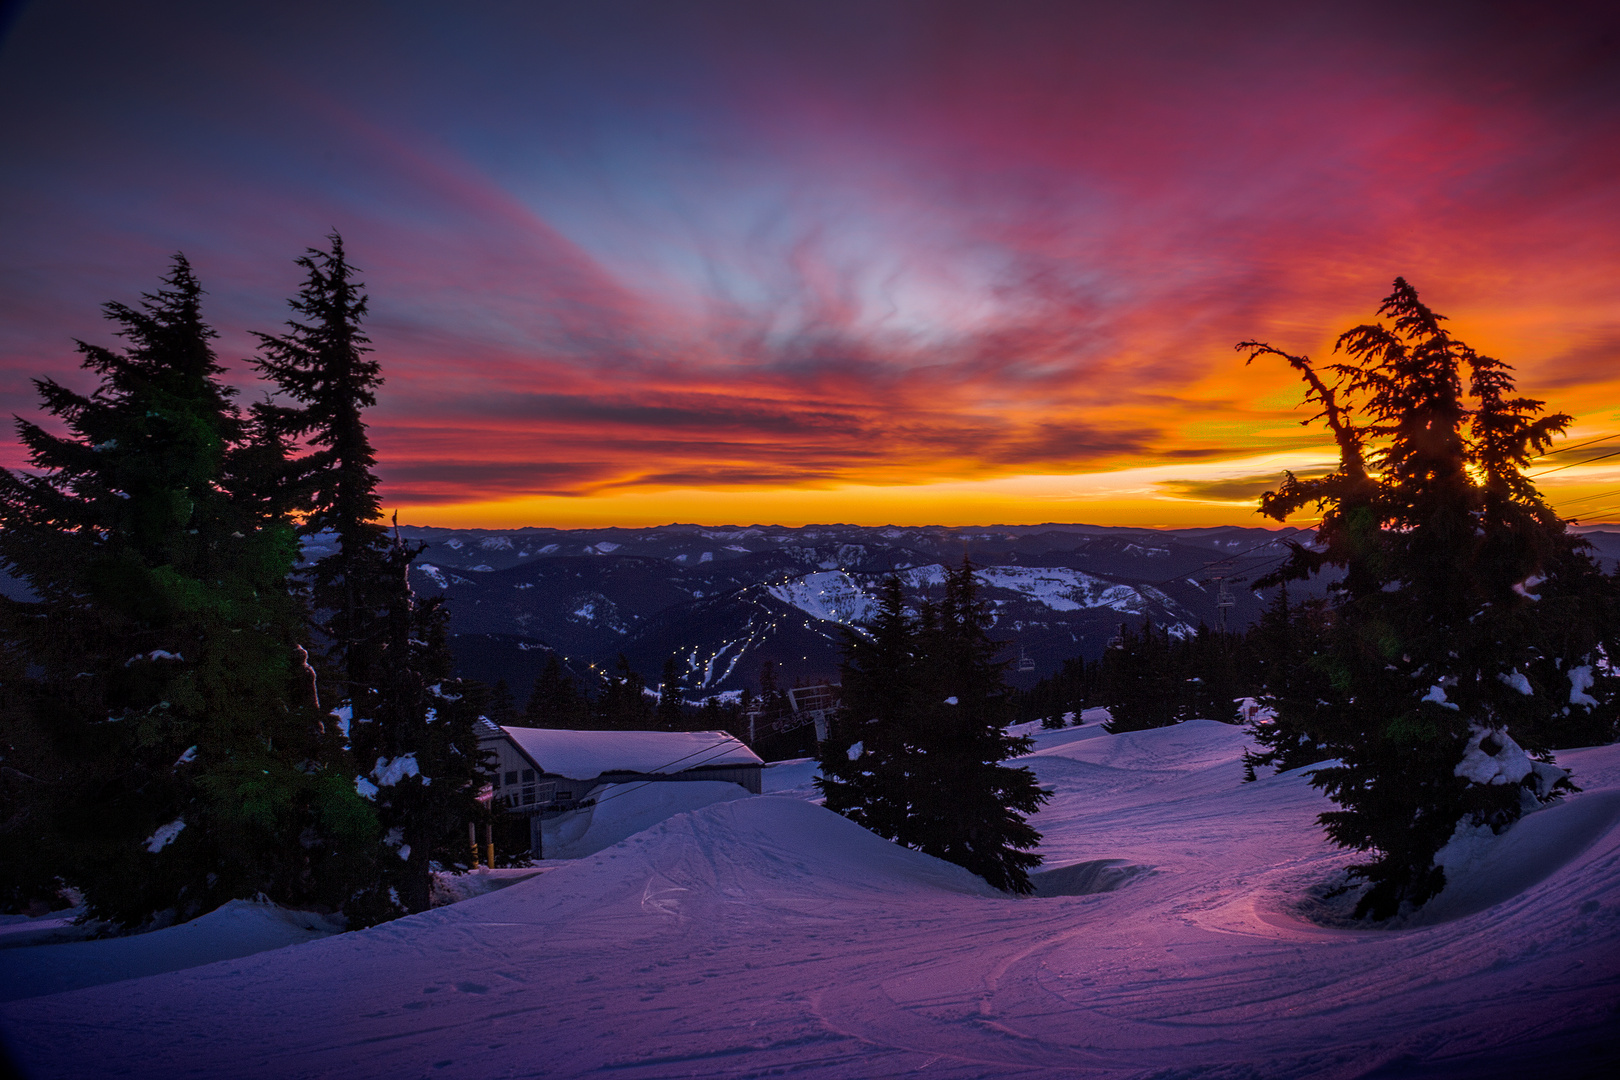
top-left (494, 727), bottom-right (763, 782)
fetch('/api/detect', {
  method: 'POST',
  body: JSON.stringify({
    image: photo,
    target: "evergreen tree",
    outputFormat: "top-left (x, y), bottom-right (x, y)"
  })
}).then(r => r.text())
top-left (1241, 587), bottom-right (1331, 779)
top-left (0, 619), bottom-right (72, 914)
top-left (0, 256), bottom-right (351, 926)
top-left (696, 695), bottom-right (744, 743)
top-left (655, 655), bottom-right (687, 730)
top-left (1178, 622), bottom-right (1245, 724)
top-left (1242, 278), bottom-right (1617, 918)
top-left (819, 564), bottom-right (1049, 893)
top-left (591, 655), bottom-right (652, 730)
top-left (255, 237), bottom-right (484, 921)
top-left (1015, 653), bottom-right (1095, 727)
top-left (917, 559), bottom-right (1050, 891)
top-left (251, 232), bottom-right (390, 710)
top-left (1099, 619), bottom-right (1181, 732)
top-left (485, 680), bottom-right (519, 726)
top-left (746, 658), bottom-right (804, 754)
top-left (757, 660), bottom-right (790, 727)
top-left (819, 577), bottom-right (919, 842)
top-left (347, 532), bottom-right (484, 917)
top-left (524, 652), bottom-right (585, 727)
top-left (1244, 584), bottom-right (1296, 700)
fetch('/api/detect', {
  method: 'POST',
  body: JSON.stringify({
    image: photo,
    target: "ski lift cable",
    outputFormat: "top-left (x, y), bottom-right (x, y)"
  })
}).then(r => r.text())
top-left (1552, 486), bottom-right (1620, 508)
top-left (502, 725), bottom-right (764, 814)
top-left (1194, 550), bottom-right (1296, 592)
top-left (1530, 447), bottom-right (1620, 479)
top-left (1565, 502), bottom-right (1620, 522)
top-left (618, 735), bottom-right (755, 776)
top-left (589, 743), bottom-right (751, 809)
top-left (1144, 534), bottom-right (1300, 589)
top-left (1531, 430), bottom-right (1620, 460)
top-left (1215, 557), bottom-right (1294, 595)
top-left (568, 736), bottom-right (764, 813)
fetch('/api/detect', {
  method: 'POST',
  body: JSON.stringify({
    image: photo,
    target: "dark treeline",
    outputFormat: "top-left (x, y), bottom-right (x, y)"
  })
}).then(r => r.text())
top-left (1013, 615), bottom-right (1268, 734)
top-left (510, 651), bottom-right (748, 737)
top-left (1014, 587), bottom-right (1333, 745)
top-left (0, 240), bottom-right (486, 927)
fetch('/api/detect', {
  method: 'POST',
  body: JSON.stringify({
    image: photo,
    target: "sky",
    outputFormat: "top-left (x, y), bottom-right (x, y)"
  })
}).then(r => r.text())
top-left (2, 0), bottom-right (1619, 529)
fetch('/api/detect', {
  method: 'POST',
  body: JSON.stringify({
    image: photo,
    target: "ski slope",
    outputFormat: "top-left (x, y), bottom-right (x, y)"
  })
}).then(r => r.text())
top-left (3, 720), bottom-right (1618, 1078)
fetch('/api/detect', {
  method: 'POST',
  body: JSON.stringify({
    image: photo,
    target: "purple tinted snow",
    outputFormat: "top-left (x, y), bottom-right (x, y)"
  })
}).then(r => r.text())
top-left (2, 723), bottom-right (1618, 1078)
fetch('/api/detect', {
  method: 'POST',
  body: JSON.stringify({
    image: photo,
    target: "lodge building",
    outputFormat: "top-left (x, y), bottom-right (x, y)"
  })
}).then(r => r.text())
top-left (477, 724), bottom-right (766, 856)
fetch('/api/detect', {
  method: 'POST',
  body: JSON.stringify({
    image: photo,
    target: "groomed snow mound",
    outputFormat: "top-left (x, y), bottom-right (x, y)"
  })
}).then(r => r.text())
top-left (1409, 788), bottom-right (1620, 927)
top-left (537, 796), bottom-right (999, 904)
top-left (1028, 858), bottom-right (1149, 897)
top-left (540, 779), bottom-right (755, 859)
top-left (0, 900), bottom-right (341, 1003)
top-left (1029, 716), bottom-right (1252, 771)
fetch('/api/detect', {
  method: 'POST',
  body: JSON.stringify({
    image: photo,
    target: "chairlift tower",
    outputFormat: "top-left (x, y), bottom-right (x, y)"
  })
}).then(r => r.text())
top-left (1213, 575), bottom-right (1235, 633)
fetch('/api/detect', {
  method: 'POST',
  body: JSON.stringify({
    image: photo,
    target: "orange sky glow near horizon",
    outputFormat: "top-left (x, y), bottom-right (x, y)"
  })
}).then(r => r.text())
top-left (385, 282), bottom-right (1620, 530)
top-left (4, 3), bottom-right (1619, 532)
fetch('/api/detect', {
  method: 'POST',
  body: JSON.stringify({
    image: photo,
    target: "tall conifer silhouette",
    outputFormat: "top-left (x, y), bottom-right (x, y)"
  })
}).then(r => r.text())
top-left (253, 233), bottom-right (390, 705)
top-left (256, 236), bottom-right (482, 919)
top-left (0, 256), bottom-right (343, 925)
top-left (1242, 279), bottom-right (1618, 917)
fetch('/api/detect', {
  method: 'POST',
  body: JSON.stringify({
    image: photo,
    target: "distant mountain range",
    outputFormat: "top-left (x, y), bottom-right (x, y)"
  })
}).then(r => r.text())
top-left (379, 522), bottom-right (1327, 702)
top-left (387, 522), bottom-right (1620, 701)
top-left (10, 522), bottom-right (1615, 704)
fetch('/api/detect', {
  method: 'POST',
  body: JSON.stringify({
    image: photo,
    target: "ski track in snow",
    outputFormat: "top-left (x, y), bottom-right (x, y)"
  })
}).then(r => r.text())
top-left (4, 721), bottom-right (1620, 1078)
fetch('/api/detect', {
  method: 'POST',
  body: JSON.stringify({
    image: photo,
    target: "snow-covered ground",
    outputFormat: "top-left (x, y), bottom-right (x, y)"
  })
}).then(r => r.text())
top-left (540, 779), bottom-right (752, 860)
top-left (3, 720), bottom-right (1619, 1078)
top-left (0, 901), bottom-right (344, 1003)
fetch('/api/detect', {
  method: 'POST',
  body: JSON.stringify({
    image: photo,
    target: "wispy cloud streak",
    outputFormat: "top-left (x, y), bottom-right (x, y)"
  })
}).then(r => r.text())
top-left (1, 1), bottom-right (1617, 520)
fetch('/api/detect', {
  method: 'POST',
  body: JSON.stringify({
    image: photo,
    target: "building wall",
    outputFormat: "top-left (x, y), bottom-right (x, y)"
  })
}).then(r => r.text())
top-left (483, 737), bottom-right (588, 811)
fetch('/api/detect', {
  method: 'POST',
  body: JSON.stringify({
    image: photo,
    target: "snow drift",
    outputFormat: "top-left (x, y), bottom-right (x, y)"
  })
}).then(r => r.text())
top-left (0, 900), bottom-right (342, 1003)
top-left (539, 779), bottom-right (753, 859)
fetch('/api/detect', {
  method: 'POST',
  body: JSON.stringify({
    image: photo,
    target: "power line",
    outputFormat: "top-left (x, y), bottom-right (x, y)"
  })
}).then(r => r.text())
top-left (587, 744), bottom-right (754, 810)
top-left (1553, 487), bottom-right (1620, 509)
top-left (1146, 532), bottom-right (1303, 589)
top-left (1565, 503), bottom-right (1620, 523)
top-left (1531, 447), bottom-right (1620, 479)
top-left (531, 733), bottom-right (760, 815)
top-left (1533, 430), bottom-right (1620, 460)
